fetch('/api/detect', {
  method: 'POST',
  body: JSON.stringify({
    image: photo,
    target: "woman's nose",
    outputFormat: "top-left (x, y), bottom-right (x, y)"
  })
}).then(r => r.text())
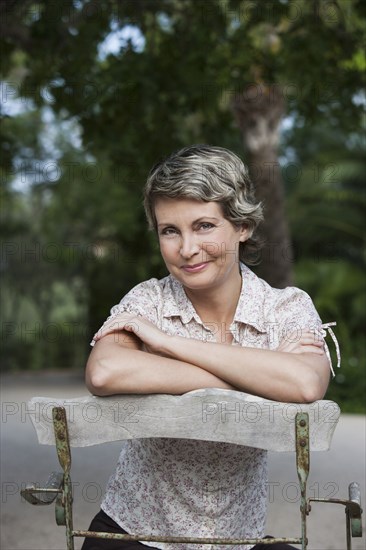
top-left (179, 234), bottom-right (200, 258)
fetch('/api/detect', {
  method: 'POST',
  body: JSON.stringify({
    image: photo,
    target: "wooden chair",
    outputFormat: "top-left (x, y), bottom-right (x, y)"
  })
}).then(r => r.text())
top-left (21, 389), bottom-right (362, 549)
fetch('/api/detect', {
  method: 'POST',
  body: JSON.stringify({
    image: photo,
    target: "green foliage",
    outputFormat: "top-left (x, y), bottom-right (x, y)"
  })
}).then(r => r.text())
top-left (1, 0), bottom-right (365, 411)
top-left (295, 260), bottom-right (365, 412)
top-left (283, 120), bottom-right (366, 413)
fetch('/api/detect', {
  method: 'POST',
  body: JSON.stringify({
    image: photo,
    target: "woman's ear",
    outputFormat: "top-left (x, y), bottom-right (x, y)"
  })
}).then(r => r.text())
top-left (238, 224), bottom-right (252, 242)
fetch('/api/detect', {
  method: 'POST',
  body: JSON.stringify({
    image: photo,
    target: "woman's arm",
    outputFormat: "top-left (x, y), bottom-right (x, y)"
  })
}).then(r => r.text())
top-left (89, 314), bottom-right (330, 402)
top-left (161, 335), bottom-right (330, 403)
top-left (85, 330), bottom-right (237, 396)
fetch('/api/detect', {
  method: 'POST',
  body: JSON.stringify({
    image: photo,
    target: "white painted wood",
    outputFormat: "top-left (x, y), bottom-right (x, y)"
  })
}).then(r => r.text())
top-left (27, 389), bottom-right (340, 452)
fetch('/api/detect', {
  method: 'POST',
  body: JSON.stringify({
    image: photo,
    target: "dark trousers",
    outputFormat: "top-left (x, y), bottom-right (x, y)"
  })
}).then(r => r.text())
top-left (81, 509), bottom-right (297, 550)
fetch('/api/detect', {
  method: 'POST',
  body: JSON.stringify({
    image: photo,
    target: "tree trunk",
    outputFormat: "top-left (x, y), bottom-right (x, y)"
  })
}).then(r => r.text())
top-left (231, 84), bottom-right (293, 288)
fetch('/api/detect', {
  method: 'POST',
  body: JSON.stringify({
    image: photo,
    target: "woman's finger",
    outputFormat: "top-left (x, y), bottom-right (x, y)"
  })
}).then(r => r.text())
top-left (280, 332), bottom-right (324, 348)
top-left (298, 337), bottom-right (324, 347)
top-left (277, 339), bottom-right (324, 354)
top-left (94, 314), bottom-right (136, 341)
top-left (299, 345), bottom-right (325, 355)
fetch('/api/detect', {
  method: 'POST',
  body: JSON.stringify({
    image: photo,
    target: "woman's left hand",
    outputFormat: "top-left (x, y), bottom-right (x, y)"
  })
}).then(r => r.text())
top-left (93, 313), bottom-right (170, 354)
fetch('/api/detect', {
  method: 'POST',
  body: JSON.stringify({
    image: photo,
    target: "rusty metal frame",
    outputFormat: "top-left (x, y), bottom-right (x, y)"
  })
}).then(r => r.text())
top-left (20, 407), bottom-right (363, 550)
top-left (295, 412), bottom-right (310, 550)
top-left (306, 481), bottom-right (363, 550)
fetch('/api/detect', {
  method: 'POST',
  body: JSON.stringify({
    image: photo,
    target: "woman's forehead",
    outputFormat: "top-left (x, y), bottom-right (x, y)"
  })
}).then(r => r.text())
top-left (154, 198), bottom-right (224, 222)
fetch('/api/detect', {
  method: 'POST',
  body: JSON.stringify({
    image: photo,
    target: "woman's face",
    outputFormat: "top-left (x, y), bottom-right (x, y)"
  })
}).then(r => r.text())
top-left (154, 197), bottom-right (250, 293)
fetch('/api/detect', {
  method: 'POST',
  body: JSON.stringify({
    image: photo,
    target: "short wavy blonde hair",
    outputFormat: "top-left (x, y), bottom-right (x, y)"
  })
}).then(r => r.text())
top-left (144, 144), bottom-right (263, 263)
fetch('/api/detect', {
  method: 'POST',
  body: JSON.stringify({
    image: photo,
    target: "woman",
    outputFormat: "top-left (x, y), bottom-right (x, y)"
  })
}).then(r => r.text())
top-left (83, 144), bottom-right (335, 550)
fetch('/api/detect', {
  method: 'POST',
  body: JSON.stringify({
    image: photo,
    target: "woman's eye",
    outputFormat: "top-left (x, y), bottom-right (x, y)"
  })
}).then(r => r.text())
top-left (161, 227), bottom-right (178, 236)
top-left (198, 222), bottom-right (215, 230)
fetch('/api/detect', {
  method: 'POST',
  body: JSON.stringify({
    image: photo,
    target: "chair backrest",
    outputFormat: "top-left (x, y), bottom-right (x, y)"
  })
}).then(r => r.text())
top-left (28, 388), bottom-right (340, 452)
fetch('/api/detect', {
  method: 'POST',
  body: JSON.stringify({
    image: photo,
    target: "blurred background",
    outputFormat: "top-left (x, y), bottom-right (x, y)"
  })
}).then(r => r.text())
top-left (1, 0), bottom-right (365, 412)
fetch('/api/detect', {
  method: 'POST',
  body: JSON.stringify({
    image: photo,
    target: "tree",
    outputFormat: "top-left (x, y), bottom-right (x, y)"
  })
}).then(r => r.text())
top-left (1, 1), bottom-right (365, 411)
top-left (232, 84), bottom-right (293, 286)
top-left (3, 0), bottom-right (364, 286)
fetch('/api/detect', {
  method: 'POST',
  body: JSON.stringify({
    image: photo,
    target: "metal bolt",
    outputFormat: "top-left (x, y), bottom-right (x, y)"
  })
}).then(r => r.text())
top-left (299, 419), bottom-right (306, 427)
top-left (58, 433), bottom-right (65, 441)
top-left (299, 438), bottom-right (307, 447)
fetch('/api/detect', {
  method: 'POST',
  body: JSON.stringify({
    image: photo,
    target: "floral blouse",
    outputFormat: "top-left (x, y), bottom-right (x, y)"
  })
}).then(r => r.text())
top-left (93, 264), bottom-right (338, 550)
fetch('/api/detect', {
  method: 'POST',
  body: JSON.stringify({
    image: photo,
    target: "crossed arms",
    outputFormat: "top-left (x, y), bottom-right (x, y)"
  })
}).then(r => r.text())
top-left (85, 313), bottom-right (330, 403)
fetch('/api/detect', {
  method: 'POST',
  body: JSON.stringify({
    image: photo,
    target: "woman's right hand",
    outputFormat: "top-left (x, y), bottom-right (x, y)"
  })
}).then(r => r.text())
top-left (277, 330), bottom-right (325, 355)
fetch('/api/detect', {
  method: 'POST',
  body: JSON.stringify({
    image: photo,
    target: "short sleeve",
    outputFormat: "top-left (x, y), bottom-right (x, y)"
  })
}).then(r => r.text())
top-left (272, 287), bottom-right (340, 376)
top-left (90, 278), bottom-right (162, 346)
top-left (110, 279), bottom-right (162, 322)
top-left (272, 287), bottom-right (323, 345)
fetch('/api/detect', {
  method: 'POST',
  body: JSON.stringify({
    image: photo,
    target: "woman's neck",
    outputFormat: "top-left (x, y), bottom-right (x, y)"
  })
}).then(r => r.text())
top-left (184, 271), bottom-right (243, 327)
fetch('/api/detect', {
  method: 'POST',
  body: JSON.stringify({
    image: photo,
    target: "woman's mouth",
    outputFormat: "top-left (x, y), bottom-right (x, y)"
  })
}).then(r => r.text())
top-left (181, 262), bottom-right (209, 273)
